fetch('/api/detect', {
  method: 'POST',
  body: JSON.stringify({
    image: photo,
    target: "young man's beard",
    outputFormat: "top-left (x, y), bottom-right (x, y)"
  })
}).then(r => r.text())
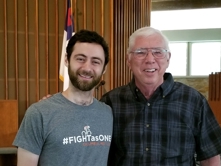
top-left (68, 66), bottom-right (102, 91)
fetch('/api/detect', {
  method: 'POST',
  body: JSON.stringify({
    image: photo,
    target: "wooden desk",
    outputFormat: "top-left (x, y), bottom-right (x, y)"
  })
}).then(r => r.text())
top-left (0, 100), bottom-right (18, 147)
top-left (0, 100), bottom-right (18, 166)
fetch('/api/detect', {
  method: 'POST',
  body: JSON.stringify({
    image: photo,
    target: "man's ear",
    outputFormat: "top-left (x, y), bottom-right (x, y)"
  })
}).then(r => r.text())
top-left (126, 54), bottom-right (131, 69)
top-left (64, 54), bottom-right (69, 67)
top-left (167, 52), bottom-right (171, 62)
top-left (166, 52), bottom-right (171, 69)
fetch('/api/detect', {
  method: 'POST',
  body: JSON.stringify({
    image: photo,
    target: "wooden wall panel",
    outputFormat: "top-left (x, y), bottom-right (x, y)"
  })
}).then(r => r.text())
top-left (0, 0), bottom-right (65, 124)
top-left (113, 0), bottom-right (151, 88)
top-left (208, 72), bottom-right (221, 125)
top-left (73, 0), bottom-right (151, 97)
top-left (0, 0), bottom-right (150, 123)
top-left (73, 0), bottom-right (114, 99)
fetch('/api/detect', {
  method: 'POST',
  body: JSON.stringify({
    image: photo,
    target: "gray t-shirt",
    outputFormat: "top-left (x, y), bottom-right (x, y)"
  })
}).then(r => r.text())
top-left (13, 93), bottom-right (113, 166)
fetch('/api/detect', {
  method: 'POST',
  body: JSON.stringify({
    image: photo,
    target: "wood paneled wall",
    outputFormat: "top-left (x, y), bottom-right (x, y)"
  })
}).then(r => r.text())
top-left (74, 0), bottom-right (151, 94)
top-left (0, 0), bottom-right (151, 125)
top-left (0, 0), bottom-right (66, 124)
top-left (73, 0), bottom-right (114, 99)
top-left (208, 72), bottom-right (221, 125)
top-left (113, 0), bottom-right (151, 87)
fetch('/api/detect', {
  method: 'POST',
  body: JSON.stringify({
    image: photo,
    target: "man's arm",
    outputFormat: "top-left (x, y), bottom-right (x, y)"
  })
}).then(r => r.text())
top-left (200, 155), bottom-right (220, 166)
top-left (17, 147), bottom-right (39, 166)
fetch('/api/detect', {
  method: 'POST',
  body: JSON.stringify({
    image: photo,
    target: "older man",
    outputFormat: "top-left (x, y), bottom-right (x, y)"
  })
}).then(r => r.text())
top-left (101, 26), bottom-right (221, 166)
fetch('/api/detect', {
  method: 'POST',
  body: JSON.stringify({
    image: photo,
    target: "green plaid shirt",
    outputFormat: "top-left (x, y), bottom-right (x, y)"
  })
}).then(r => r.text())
top-left (100, 73), bottom-right (221, 166)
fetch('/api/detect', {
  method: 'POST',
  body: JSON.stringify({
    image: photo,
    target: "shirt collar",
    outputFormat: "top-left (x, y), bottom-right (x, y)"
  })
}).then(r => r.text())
top-left (129, 72), bottom-right (174, 101)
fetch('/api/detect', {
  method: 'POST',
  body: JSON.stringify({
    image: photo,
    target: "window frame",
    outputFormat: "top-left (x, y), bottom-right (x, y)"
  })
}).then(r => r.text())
top-left (167, 41), bottom-right (221, 77)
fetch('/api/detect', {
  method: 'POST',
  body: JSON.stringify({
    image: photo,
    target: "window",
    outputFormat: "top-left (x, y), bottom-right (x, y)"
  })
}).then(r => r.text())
top-left (151, 8), bottom-right (221, 76)
top-left (166, 43), bottom-right (187, 76)
top-left (166, 42), bottom-right (221, 76)
top-left (190, 42), bottom-right (221, 76)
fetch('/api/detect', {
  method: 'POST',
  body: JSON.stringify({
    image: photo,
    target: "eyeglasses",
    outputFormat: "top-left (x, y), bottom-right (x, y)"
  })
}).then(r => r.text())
top-left (130, 48), bottom-right (170, 59)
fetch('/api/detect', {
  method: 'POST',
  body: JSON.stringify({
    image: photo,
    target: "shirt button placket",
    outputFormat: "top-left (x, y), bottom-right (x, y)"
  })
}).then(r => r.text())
top-left (145, 102), bottom-right (151, 153)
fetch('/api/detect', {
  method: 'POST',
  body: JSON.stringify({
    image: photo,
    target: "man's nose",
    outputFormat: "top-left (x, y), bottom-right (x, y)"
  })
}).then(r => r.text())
top-left (82, 60), bottom-right (93, 71)
top-left (144, 49), bottom-right (155, 60)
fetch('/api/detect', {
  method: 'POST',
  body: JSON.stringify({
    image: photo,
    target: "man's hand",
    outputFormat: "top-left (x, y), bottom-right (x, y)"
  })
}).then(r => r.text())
top-left (200, 155), bottom-right (220, 166)
top-left (40, 94), bottom-right (52, 101)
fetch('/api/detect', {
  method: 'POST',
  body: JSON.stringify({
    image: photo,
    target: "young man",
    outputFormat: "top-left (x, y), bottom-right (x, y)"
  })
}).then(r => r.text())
top-left (100, 26), bottom-right (221, 165)
top-left (13, 30), bottom-right (113, 166)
